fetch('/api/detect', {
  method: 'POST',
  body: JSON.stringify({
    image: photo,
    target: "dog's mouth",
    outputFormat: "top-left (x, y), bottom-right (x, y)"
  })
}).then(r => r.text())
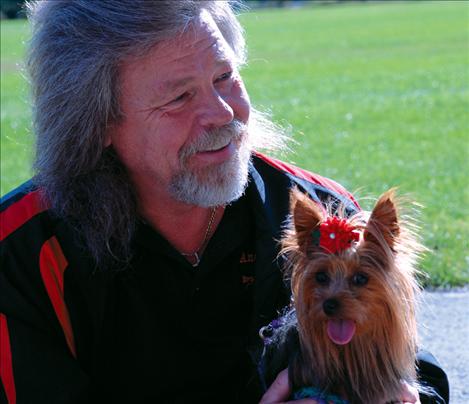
top-left (327, 319), bottom-right (356, 345)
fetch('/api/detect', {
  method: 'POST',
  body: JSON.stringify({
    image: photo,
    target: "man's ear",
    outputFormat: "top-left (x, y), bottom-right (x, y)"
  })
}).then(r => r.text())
top-left (104, 130), bottom-right (112, 147)
top-left (104, 121), bottom-right (117, 148)
top-left (289, 188), bottom-right (324, 250)
top-left (364, 188), bottom-right (400, 250)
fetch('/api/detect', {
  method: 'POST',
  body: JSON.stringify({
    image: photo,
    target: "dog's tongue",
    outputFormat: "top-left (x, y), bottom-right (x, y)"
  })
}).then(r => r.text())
top-left (327, 319), bottom-right (356, 345)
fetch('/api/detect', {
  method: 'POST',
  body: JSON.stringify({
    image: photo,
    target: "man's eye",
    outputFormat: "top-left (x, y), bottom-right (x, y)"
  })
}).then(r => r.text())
top-left (215, 71), bottom-right (232, 83)
top-left (170, 92), bottom-right (189, 104)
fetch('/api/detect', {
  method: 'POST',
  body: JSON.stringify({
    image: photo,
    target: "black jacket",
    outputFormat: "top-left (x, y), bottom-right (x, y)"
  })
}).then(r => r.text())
top-left (0, 153), bottom-right (448, 403)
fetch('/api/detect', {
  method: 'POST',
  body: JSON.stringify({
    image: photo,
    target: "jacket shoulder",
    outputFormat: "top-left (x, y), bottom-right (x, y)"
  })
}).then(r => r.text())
top-left (252, 153), bottom-right (360, 211)
top-left (1, 180), bottom-right (51, 242)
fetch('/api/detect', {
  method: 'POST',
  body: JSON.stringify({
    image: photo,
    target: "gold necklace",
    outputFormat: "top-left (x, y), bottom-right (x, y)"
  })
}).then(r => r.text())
top-left (181, 206), bottom-right (218, 267)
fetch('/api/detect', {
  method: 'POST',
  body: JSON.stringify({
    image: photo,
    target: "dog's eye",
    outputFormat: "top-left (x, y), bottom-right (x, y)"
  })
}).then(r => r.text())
top-left (352, 272), bottom-right (368, 286)
top-left (315, 271), bottom-right (329, 284)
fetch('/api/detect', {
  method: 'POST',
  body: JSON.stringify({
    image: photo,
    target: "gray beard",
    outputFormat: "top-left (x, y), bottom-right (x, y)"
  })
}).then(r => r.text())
top-left (168, 119), bottom-right (252, 207)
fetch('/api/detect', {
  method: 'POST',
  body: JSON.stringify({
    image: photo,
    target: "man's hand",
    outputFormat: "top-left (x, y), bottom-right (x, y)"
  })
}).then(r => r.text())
top-left (382, 380), bottom-right (421, 404)
top-left (393, 380), bottom-right (421, 404)
top-left (260, 369), bottom-right (420, 404)
top-left (259, 368), bottom-right (318, 404)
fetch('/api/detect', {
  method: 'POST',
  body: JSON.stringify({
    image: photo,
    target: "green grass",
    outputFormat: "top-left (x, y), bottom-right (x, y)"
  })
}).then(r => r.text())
top-left (1, 19), bottom-right (32, 194)
top-left (1, 1), bottom-right (468, 285)
top-left (240, 1), bottom-right (469, 286)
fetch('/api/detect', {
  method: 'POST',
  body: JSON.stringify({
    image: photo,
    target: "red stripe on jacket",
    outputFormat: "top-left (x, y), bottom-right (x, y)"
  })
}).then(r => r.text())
top-left (0, 190), bottom-right (48, 241)
top-left (255, 152), bottom-right (360, 209)
top-left (39, 236), bottom-right (76, 358)
top-left (0, 314), bottom-right (16, 404)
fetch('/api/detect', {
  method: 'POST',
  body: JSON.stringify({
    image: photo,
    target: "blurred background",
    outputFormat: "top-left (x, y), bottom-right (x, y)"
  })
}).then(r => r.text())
top-left (1, 0), bottom-right (468, 286)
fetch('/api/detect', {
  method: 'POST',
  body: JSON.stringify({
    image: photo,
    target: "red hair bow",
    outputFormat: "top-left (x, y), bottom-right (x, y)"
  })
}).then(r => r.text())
top-left (312, 217), bottom-right (360, 254)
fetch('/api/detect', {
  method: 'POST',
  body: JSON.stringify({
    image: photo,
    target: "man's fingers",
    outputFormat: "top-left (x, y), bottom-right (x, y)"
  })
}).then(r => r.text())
top-left (259, 368), bottom-right (290, 403)
top-left (259, 368), bottom-right (319, 404)
top-left (286, 400), bottom-right (319, 404)
top-left (399, 380), bottom-right (421, 404)
top-left (261, 374), bottom-right (419, 404)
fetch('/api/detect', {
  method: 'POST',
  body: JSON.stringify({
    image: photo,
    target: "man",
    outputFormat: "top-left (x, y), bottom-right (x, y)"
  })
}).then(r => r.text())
top-left (0, 1), bottom-right (448, 403)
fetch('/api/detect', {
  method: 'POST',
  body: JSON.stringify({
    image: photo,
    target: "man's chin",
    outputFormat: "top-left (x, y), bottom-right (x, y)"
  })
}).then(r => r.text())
top-left (169, 152), bottom-right (251, 207)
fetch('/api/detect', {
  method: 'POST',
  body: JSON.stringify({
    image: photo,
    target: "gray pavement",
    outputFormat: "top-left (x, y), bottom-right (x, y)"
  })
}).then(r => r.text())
top-left (417, 289), bottom-right (469, 404)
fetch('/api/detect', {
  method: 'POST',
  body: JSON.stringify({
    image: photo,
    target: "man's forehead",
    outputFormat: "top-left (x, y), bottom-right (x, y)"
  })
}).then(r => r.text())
top-left (118, 9), bottom-right (236, 105)
top-left (155, 10), bottom-right (228, 59)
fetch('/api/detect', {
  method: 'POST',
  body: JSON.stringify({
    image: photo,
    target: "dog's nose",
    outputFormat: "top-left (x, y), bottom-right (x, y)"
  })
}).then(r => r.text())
top-left (323, 299), bottom-right (340, 316)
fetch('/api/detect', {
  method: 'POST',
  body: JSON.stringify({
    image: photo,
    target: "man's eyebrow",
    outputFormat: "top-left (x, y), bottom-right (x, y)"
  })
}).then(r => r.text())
top-left (153, 58), bottom-right (233, 104)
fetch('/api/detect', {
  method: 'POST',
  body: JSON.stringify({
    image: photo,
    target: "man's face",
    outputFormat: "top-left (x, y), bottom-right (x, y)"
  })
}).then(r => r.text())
top-left (109, 11), bottom-right (251, 207)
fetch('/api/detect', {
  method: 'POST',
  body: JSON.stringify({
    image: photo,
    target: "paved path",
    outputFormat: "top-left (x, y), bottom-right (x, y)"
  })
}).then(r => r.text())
top-left (417, 289), bottom-right (469, 404)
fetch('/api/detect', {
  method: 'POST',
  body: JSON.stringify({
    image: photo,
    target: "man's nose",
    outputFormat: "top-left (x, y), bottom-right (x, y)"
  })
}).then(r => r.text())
top-left (197, 89), bottom-right (234, 128)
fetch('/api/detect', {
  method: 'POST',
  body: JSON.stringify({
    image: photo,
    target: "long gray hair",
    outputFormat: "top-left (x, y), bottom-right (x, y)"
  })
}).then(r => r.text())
top-left (27, 0), bottom-right (288, 267)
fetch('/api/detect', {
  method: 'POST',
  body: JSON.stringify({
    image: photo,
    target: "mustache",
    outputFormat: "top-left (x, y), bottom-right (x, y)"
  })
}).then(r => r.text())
top-left (179, 119), bottom-right (248, 161)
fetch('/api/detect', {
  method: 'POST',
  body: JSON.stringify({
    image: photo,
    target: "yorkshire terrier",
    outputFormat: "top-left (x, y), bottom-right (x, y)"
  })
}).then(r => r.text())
top-left (259, 188), bottom-right (426, 403)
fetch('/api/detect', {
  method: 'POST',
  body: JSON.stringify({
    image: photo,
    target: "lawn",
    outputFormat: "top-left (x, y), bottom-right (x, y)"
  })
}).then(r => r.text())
top-left (1, 1), bottom-right (468, 285)
top-left (1, 19), bottom-right (32, 196)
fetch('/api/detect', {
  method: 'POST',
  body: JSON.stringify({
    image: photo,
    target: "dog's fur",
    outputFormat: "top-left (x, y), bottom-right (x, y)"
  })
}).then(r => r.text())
top-left (260, 188), bottom-right (425, 403)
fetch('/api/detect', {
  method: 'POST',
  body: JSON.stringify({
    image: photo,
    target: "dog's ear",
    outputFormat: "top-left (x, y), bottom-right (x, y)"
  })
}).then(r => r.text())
top-left (364, 188), bottom-right (400, 250)
top-left (290, 188), bottom-right (324, 250)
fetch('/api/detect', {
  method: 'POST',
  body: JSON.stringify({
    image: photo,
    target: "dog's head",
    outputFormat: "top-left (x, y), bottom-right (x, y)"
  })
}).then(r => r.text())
top-left (282, 188), bottom-right (422, 349)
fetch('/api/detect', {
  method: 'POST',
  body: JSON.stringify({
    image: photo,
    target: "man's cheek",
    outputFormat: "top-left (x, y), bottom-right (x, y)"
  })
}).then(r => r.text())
top-left (231, 83), bottom-right (250, 122)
